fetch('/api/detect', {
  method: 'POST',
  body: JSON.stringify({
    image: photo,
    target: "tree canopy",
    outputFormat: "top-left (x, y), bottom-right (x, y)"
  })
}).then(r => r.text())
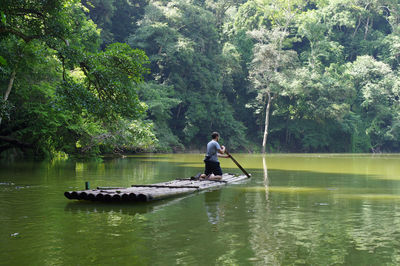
top-left (1, 0), bottom-right (400, 157)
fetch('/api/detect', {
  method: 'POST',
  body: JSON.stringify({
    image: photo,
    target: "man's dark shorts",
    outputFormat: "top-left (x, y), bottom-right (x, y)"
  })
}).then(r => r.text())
top-left (204, 160), bottom-right (222, 176)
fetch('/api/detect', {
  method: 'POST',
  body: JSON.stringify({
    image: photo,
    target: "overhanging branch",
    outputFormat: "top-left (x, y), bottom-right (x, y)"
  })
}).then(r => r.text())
top-left (0, 136), bottom-right (34, 149)
top-left (6, 8), bottom-right (46, 18)
top-left (0, 26), bottom-right (41, 42)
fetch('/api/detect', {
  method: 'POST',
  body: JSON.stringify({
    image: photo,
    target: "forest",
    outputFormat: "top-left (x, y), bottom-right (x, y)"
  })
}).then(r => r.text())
top-left (1, 0), bottom-right (399, 158)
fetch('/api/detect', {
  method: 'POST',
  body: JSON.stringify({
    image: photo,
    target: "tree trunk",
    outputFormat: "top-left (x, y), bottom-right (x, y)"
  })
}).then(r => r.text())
top-left (0, 69), bottom-right (17, 126)
top-left (364, 16), bottom-right (370, 40)
top-left (261, 91), bottom-right (272, 154)
top-left (285, 112), bottom-right (290, 145)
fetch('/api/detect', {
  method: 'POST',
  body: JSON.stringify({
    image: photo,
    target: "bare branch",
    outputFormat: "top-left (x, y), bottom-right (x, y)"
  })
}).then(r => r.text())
top-left (6, 8), bottom-right (46, 18)
top-left (0, 26), bottom-right (41, 42)
top-left (0, 136), bottom-right (34, 149)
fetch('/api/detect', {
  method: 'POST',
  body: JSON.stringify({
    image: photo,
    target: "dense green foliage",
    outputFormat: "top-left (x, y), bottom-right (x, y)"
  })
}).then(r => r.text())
top-left (0, 0), bottom-right (155, 157)
top-left (1, 0), bottom-right (400, 157)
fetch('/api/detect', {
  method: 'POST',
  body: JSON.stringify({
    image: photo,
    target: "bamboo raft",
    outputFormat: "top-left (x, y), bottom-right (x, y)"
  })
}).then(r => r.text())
top-left (64, 173), bottom-right (249, 202)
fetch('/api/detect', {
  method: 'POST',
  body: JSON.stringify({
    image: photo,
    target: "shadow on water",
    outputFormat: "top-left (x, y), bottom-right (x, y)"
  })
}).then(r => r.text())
top-left (64, 193), bottom-right (199, 216)
top-left (204, 190), bottom-right (222, 224)
top-left (65, 201), bottom-right (155, 216)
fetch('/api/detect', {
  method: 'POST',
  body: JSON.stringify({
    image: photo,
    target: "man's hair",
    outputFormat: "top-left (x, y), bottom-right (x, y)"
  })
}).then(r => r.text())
top-left (211, 132), bottom-right (219, 139)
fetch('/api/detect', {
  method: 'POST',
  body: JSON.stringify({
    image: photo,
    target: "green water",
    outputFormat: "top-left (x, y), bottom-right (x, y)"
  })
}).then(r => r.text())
top-left (1, 154), bottom-right (400, 265)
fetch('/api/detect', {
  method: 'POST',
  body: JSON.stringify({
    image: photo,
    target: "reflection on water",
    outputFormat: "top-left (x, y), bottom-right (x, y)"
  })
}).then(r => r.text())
top-left (1, 154), bottom-right (400, 265)
top-left (263, 155), bottom-right (269, 201)
top-left (64, 192), bottom-right (199, 216)
top-left (204, 190), bottom-right (221, 225)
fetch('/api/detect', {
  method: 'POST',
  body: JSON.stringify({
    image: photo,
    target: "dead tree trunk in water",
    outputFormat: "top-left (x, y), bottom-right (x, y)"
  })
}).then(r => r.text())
top-left (262, 91), bottom-right (272, 154)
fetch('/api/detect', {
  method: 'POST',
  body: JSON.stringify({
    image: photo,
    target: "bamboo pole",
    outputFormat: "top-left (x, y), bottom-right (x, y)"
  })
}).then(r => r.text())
top-left (131, 184), bottom-right (200, 189)
top-left (78, 192), bottom-right (88, 200)
top-left (104, 194), bottom-right (112, 201)
top-left (148, 188), bottom-right (197, 200)
top-left (137, 193), bottom-right (149, 202)
top-left (121, 193), bottom-right (129, 201)
top-left (64, 191), bottom-right (73, 199)
top-left (128, 193), bottom-right (137, 201)
top-left (96, 193), bottom-right (104, 201)
top-left (112, 194), bottom-right (121, 201)
top-left (225, 151), bottom-right (251, 178)
top-left (88, 193), bottom-right (97, 201)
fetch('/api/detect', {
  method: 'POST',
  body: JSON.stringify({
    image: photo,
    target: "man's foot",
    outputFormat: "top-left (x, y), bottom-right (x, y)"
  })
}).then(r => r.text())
top-left (191, 173), bottom-right (202, 180)
top-left (207, 175), bottom-right (222, 181)
top-left (198, 174), bottom-right (208, 180)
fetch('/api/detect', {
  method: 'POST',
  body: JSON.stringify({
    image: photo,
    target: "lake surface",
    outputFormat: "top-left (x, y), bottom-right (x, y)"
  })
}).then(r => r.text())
top-left (1, 154), bottom-right (400, 265)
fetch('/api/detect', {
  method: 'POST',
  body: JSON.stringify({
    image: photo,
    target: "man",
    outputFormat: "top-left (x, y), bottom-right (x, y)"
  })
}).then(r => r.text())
top-left (201, 132), bottom-right (230, 180)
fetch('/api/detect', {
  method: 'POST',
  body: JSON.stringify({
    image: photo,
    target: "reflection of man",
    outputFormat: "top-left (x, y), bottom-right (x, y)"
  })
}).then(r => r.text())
top-left (205, 190), bottom-right (221, 225)
top-left (201, 132), bottom-right (230, 181)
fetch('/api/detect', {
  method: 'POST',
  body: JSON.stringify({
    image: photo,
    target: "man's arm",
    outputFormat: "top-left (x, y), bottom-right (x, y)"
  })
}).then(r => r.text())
top-left (217, 145), bottom-right (230, 158)
top-left (218, 153), bottom-right (230, 158)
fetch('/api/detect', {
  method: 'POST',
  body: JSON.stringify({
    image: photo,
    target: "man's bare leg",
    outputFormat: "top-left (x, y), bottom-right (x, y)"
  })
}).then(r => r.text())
top-left (199, 174), bottom-right (222, 180)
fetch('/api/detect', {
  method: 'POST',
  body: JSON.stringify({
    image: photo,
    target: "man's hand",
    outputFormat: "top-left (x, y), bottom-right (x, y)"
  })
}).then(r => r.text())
top-left (218, 145), bottom-right (227, 156)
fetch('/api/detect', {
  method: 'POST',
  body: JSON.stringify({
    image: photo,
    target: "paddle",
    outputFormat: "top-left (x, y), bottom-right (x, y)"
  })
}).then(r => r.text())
top-left (225, 150), bottom-right (251, 178)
